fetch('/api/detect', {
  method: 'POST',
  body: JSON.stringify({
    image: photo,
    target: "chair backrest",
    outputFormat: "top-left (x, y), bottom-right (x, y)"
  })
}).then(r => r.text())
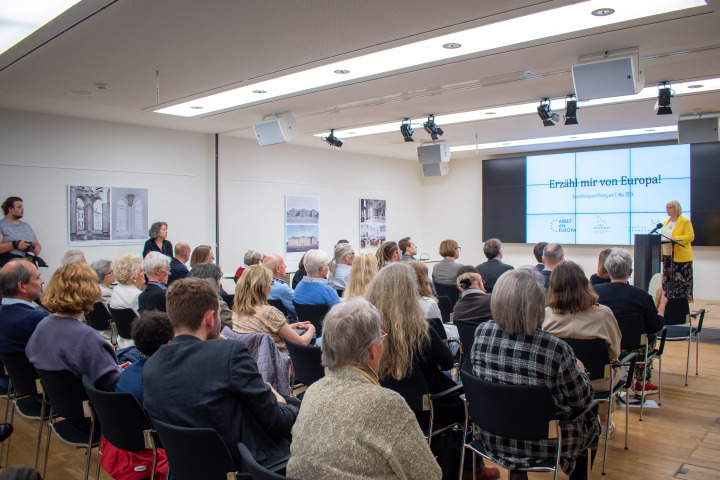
top-left (109, 307), bottom-right (138, 339)
top-left (81, 375), bottom-right (153, 452)
top-left (86, 302), bottom-right (112, 331)
top-left (0, 352), bottom-right (40, 397)
top-left (614, 313), bottom-right (647, 349)
top-left (285, 340), bottom-right (324, 387)
top-left (455, 321), bottom-right (478, 356)
top-left (153, 419), bottom-right (237, 480)
top-left (36, 369), bottom-right (94, 431)
top-left (221, 294), bottom-right (235, 310)
top-left (460, 371), bottom-right (556, 440)
top-left (292, 302), bottom-right (329, 337)
top-left (437, 296), bottom-right (453, 324)
top-left (559, 338), bottom-right (610, 382)
top-left (267, 298), bottom-right (288, 317)
top-left (663, 297), bottom-right (690, 326)
top-left (238, 442), bottom-right (295, 480)
top-left (334, 288), bottom-right (344, 298)
top-left (693, 309), bottom-right (706, 333)
top-left (434, 283), bottom-right (460, 308)
top-left (380, 363), bottom-right (430, 413)
top-left (427, 318), bottom-right (447, 340)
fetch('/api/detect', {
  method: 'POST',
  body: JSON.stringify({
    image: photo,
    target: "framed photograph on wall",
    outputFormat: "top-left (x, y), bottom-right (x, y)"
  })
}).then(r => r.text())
top-left (359, 198), bottom-right (386, 253)
top-left (286, 195), bottom-right (320, 261)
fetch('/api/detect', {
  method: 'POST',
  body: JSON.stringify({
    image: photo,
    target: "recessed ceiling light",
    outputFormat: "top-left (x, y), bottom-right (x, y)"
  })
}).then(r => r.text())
top-left (70, 90), bottom-right (92, 96)
top-left (688, 84), bottom-right (703, 89)
top-left (451, 126), bottom-right (678, 151)
top-left (157, 0), bottom-right (707, 117)
top-left (190, 106), bottom-right (203, 110)
top-left (443, 43), bottom-right (462, 49)
top-left (485, 112), bottom-right (497, 115)
top-left (591, 8), bottom-right (615, 16)
top-left (646, 129), bottom-right (656, 132)
top-left (253, 90), bottom-right (267, 94)
top-left (334, 69), bottom-right (350, 74)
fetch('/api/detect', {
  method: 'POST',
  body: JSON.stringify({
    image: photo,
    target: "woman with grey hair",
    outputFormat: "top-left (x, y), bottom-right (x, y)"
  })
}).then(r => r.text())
top-left (294, 249), bottom-right (341, 307)
top-left (234, 249), bottom-right (263, 281)
top-left (471, 268), bottom-right (599, 480)
top-left (142, 221), bottom-right (172, 258)
top-left (287, 298), bottom-right (442, 480)
top-left (90, 259), bottom-right (115, 305)
top-left (328, 242), bottom-right (355, 293)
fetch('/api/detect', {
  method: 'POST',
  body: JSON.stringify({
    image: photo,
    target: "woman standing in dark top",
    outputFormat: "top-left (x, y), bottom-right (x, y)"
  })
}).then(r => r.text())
top-left (142, 221), bottom-right (172, 258)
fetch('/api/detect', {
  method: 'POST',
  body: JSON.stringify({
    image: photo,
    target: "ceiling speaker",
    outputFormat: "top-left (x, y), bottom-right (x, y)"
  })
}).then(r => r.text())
top-left (572, 55), bottom-right (643, 101)
top-left (422, 163), bottom-right (449, 177)
top-left (678, 117), bottom-right (720, 144)
top-left (417, 141), bottom-right (450, 165)
top-left (253, 114), bottom-right (298, 146)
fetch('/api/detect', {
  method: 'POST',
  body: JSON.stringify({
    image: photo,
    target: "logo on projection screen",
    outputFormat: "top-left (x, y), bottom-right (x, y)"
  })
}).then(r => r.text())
top-left (593, 216), bottom-right (611, 234)
top-left (550, 218), bottom-right (575, 233)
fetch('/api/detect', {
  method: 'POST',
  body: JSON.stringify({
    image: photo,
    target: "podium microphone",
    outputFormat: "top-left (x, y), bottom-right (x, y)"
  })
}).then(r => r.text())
top-left (649, 223), bottom-right (663, 234)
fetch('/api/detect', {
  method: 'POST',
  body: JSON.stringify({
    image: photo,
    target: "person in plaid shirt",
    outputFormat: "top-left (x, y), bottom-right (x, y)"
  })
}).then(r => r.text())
top-left (471, 267), bottom-right (599, 480)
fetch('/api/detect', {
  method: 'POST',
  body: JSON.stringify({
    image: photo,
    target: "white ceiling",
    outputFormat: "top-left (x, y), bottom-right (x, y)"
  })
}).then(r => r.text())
top-left (1, 0), bottom-right (719, 160)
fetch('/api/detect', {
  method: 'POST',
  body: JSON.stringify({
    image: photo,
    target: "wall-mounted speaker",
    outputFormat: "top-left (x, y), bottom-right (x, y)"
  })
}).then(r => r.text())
top-left (417, 141), bottom-right (450, 165)
top-left (253, 114), bottom-right (298, 146)
top-left (572, 55), bottom-right (643, 101)
top-left (422, 162), bottom-right (449, 177)
top-left (678, 117), bottom-right (720, 144)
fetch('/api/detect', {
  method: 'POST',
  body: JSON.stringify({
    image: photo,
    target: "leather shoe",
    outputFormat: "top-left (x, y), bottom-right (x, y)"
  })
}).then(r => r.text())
top-left (462, 466), bottom-right (500, 480)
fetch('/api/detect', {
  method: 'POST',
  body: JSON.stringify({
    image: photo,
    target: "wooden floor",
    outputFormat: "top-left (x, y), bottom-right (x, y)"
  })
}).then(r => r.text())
top-left (0, 303), bottom-right (717, 480)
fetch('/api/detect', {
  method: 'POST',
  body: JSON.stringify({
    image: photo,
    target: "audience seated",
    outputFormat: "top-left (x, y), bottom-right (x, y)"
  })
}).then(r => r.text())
top-left (188, 263), bottom-right (233, 329)
top-left (343, 253), bottom-right (377, 300)
top-left (474, 238), bottom-right (513, 293)
top-left (138, 251), bottom-right (170, 313)
top-left (60, 249), bottom-right (86, 266)
top-left (189, 245), bottom-right (215, 268)
top-left (287, 298), bottom-right (442, 480)
top-left (110, 253), bottom-right (144, 314)
top-left (232, 265), bottom-right (315, 354)
top-left (328, 242), bottom-right (355, 292)
top-left (540, 243), bottom-right (564, 290)
top-left (263, 254), bottom-right (296, 319)
top-left (471, 268), bottom-right (599, 480)
top-left (376, 241), bottom-right (401, 270)
top-left (235, 249), bottom-right (262, 282)
top-left (167, 241), bottom-right (191, 286)
top-left (143, 278), bottom-right (298, 469)
top-left (89, 259), bottom-right (114, 305)
top-left (291, 252), bottom-right (308, 289)
top-left (409, 261), bottom-right (441, 319)
top-left (594, 248), bottom-right (665, 395)
top-left (533, 242), bottom-right (548, 272)
top-left (590, 248), bottom-right (612, 287)
top-left (294, 250), bottom-right (341, 307)
top-left (0, 259), bottom-right (46, 354)
top-left (26, 263), bottom-right (122, 391)
top-left (399, 236), bottom-right (418, 262)
top-left (453, 265), bottom-right (492, 327)
top-left (432, 239), bottom-right (463, 286)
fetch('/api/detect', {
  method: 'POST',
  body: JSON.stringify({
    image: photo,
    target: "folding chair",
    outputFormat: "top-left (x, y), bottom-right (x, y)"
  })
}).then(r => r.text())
top-left (664, 306), bottom-right (706, 386)
top-left (285, 339), bottom-right (324, 391)
top-left (292, 302), bottom-right (329, 337)
top-left (238, 442), bottom-right (299, 480)
top-left (108, 307), bottom-right (138, 343)
top-left (268, 298), bottom-right (289, 318)
top-left (85, 302), bottom-right (118, 348)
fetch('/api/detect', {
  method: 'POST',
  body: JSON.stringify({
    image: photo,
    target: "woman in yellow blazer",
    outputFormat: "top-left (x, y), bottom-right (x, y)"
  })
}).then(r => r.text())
top-left (661, 200), bottom-right (694, 300)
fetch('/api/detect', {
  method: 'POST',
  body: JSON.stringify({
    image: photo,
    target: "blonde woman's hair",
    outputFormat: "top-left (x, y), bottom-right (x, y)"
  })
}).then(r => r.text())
top-left (375, 241), bottom-right (398, 269)
top-left (113, 253), bottom-right (143, 285)
top-left (233, 264), bottom-right (272, 316)
top-left (344, 253), bottom-right (378, 299)
top-left (190, 245), bottom-right (212, 267)
top-left (667, 200), bottom-right (682, 215)
top-left (42, 263), bottom-right (101, 315)
top-left (409, 261), bottom-right (434, 299)
top-left (364, 262), bottom-right (428, 380)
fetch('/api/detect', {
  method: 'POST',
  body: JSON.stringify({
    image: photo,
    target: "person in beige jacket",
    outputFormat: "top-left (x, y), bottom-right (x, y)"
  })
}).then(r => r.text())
top-left (288, 297), bottom-right (441, 480)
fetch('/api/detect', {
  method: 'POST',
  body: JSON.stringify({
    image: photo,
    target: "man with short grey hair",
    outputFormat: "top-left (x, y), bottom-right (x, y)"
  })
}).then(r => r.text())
top-left (294, 250), bottom-right (340, 307)
top-left (595, 248), bottom-right (665, 394)
top-left (263, 254), bottom-right (296, 319)
top-left (139, 251), bottom-right (171, 313)
top-left (60, 249), bottom-right (86, 266)
top-left (540, 243), bottom-right (564, 291)
top-left (0, 259), bottom-right (46, 353)
top-left (168, 241), bottom-right (191, 286)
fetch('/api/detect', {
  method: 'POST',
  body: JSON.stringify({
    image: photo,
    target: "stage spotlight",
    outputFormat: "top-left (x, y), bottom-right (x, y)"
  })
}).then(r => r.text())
top-left (564, 95), bottom-right (578, 125)
top-left (400, 119), bottom-right (416, 142)
top-left (537, 99), bottom-right (560, 126)
top-left (322, 129), bottom-right (343, 148)
top-left (656, 82), bottom-right (673, 115)
top-left (423, 115), bottom-right (444, 140)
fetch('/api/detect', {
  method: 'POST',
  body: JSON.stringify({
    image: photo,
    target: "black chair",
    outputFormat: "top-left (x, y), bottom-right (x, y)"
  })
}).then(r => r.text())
top-left (85, 302), bottom-right (118, 347)
top-left (153, 419), bottom-right (240, 480)
top-left (665, 308), bottom-right (705, 386)
top-left (334, 288), bottom-right (344, 298)
top-left (615, 313), bottom-right (667, 420)
top-left (36, 369), bottom-right (100, 480)
top-left (292, 302), bottom-right (329, 337)
top-left (221, 293), bottom-right (235, 310)
top-left (108, 307), bottom-right (138, 341)
top-left (0, 352), bottom-right (46, 469)
top-left (434, 283), bottom-right (460, 309)
top-left (238, 442), bottom-right (298, 480)
top-left (285, 339), bottom-right (324, 389)
top-left (561, 338), bottom-right (638, 472)
top-left (459, 371), bottom-right (598, 480)
top-left (455, 321), bottom-right (479, 373)
top-left (268, 299), bottom-right (289, 318)
top-left (81, 375), bottom-right (158, 480)
top-left (437, 296), bottom-right (453, 324)
top-left (662, 297), bottom-right (690, 325)
top-left (381, 363), bottom-right (463, 448)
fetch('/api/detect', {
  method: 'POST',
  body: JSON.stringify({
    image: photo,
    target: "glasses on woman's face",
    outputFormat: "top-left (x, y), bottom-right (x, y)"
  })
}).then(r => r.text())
top-left (456, 246), bottom-right (462, 252)
top-left (380, 329), bottom-right (388, 343)
top-left (105, 270), bottom-right (114, 277)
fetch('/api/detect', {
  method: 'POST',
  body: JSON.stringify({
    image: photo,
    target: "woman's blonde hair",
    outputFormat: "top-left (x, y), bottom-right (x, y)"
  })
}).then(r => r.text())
top-left (547, 261), bottom-right (598, 314)
top-left (344, 253), bottom-right (377, 299)
top-left (233, 264), bottom-right (272, 316)
top-left (42, 263), bottom-right (101, 315)
top-left (190, 245), bottom-right (212, 267)
top-left (596, 248), bottom-right (612, 277)
top-left (113, 253), bottom-right (142, 285)
top-left (364, 263), bottom-right (428, 380)
top-left (408, 261), bottom-right (434, 299)
top-left (667, 200), bottom-right (682, 215)
top-left (375, 241), bottom-right (398, 269)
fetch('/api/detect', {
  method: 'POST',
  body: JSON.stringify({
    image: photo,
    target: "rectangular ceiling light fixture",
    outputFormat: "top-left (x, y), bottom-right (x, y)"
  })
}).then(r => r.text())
top-left (156, 0), bottom-right (706, 117)
top-left (316, 77), bottom-right (720, 138)
top-left (0, 1), bottom-right (82, 55)
top-left (450, 125), bottom-right (678, 151)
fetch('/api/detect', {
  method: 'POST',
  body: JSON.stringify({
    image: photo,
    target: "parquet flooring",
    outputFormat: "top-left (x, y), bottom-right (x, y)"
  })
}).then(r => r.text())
top-left (0, 306), bottom-right (717, 479)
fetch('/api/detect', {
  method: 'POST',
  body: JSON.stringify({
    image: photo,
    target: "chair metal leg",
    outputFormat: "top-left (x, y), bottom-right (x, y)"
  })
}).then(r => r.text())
top-left (3, 393), bottom-right (14, 467)
top-left (95, 440), bottom-right (102, 480)
top-left (35, 396), bottom-right (46, 469)
top-left (657, 357), bottom-right (662, 407)
top-left (695, 332), bottom-right (700, 376)
top-left (639, 358), bottom-right (647, 421)
top-left (42, 412), bottom-right (52, 479)
top-left (684, 334), bottom-right (691, 386)
top-left (83, 416), bottom-right (95, 480)
top-left (624, 386), bottom-right (630, 449)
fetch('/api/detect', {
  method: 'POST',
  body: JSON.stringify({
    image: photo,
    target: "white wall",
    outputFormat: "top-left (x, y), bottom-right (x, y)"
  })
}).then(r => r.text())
top-left (0, 109), bottom-right (215, 272)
